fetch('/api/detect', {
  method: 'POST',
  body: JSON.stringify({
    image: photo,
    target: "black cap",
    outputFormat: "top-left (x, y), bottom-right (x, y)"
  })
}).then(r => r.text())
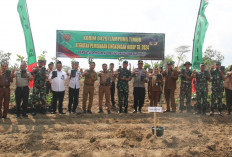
top-left (56, 61), bottom-right (62, 64)
top-left (216, 61), bottom-right (221, 65)
top-left (110, 63), bottom-right (114, 65)
top-left (167, 62), bottom-right (173, 65)
top-left (200, 62), bottom-right (205, 66)
top-left (123, 61), bottom-right (128, 64)
top-left (102, 63), bottom-right (107, 66)
top-left (184, 61), bottom-right (192, 66)
top-left (138, 60), bottom-right (143, 64)
top-left (48, 62), bottom-right (54, 66)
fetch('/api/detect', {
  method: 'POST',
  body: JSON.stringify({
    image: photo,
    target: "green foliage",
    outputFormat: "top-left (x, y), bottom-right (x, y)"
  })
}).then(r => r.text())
top-left (160, 55), bottom-right (174, 69)
top-left (117, 57), bottom-right (125, 66)
top-left (153, 61), bottom-right (163, 68)
top-left (143, 62), bottom-right (151, 71)
top-left (38, 51), bottom-right (47, 61)
top-left (0, 50), bottom-right (11, 65)
top-left (203, 46), bottom-right (224, 70)
top-left (87, 56), bottom-right (94, 65)
top-left (16, 54), bottom-right (25, 63)
top-left (46, 93), bottom-right (53, 104)
top-left (10, 94), bottom-right (16, 104)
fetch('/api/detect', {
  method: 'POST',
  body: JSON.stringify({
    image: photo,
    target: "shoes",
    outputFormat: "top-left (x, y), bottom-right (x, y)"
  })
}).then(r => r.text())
top-left (218, 112), bottom-right (223, 117)
top-left (118, 110), bottom-right (122, 113)
top-left (98, 109), bottom-right (103, 113)
top-left (210, 111), bottom-right (214, 116)
top-left (163, 110), bottom-right (170, 113)
top-left (50, 111), bottom-right (56, 114)
top-left (87, 110), bottom-right (92, 114)
top-left (59, 112), bottom-right (66, 114)
top-left (133, 110), bottom-right (137, 113)
top-left (83, 110), bottom-right (86, 114)
top-left (139, 109), bottom-right (142, 113)
top-left (31, 112), bottom-right (36, 116)
top-left (124, 109), bottom-right (128, 113)
top-left (107, 110), bottom-right (111, 114)
top-left (22, 114), bottom-right (28, 118)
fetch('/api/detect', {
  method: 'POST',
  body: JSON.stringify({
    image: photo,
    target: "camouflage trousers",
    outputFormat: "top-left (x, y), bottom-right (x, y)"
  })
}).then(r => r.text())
top-left (211, 88), bottom-right (223, 109)
top-left (196, 87), bottom-right (208, 112)
top-left (179, 83), bottom-right (192, 111)
top-left (31, 86), bottom-right (47, 108)
top-left (117, 87), bottom-right (129, 109)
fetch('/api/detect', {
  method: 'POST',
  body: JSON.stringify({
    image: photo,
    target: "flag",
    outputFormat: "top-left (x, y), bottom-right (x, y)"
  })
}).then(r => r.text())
top-left (192, 0), bottom-right (209, 70)
top-left (17, 0), bottom-right (37, 88)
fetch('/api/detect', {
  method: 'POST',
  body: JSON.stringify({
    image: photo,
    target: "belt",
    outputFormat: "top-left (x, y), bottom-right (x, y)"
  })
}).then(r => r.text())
top-left (181, 81), bottom-right (191, 84)
top-left (0, 86), bottom-right (9, 88)
top-left (85, 83), bottom-right (94, 86)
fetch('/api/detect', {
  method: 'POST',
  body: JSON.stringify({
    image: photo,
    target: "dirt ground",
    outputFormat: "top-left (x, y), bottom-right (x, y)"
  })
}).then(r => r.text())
top-left (0, 80), bottom-right (232, 157)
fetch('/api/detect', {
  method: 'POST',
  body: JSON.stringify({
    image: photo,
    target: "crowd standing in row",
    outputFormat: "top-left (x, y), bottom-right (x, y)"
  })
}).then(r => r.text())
top-left (0, 59), bottom-right (232, 119)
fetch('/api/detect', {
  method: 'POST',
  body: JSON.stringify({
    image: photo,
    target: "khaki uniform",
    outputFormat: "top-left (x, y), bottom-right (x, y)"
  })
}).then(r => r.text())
top-left (99, 70), bottom-right (112, 111)
top-left (0, 72), bottom-right (12, 117)
top-left (82, 70), bottom-right (97, 111)
top-left (149, 74), bottom-right (163, 106)
top-left (162, 70), bottom-right (178, 111)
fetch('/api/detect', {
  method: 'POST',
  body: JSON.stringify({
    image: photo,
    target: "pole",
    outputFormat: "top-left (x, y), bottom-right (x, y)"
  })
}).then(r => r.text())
top-left (154, 112), bottom-right (157, 137)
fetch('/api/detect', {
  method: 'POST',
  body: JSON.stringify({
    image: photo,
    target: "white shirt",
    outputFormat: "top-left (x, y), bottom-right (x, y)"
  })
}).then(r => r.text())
top-left (49, 70), bottom-right (67, 92)
top-left (68, 70), bottom-right (81, 89)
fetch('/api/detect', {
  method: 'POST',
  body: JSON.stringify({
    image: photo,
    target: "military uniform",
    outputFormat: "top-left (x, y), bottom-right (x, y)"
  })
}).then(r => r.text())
top-left (31, 67), bottom-right (48, 115)
top-left (179, 69), bottom-right (192, 112)
top-left (117, 68), bottom-right (131, 113)
top-left (82, 70), bottom-right (97, 112)
top-left (98, 70), bottom-right (112, 112)
top-left (195, 71), bottom-right (210, 114)
top-left (210, 69), bottom-right (224, 113)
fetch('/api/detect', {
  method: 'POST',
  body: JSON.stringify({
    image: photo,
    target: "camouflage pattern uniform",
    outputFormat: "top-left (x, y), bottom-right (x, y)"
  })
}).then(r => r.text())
top-left (117, 68), bottom-right (131, 112)
top-left (210, 69), bottom-right (224, 112)
top-left (195, 71), bottom-right (209, 114)
top-left (31, 68), bottom-right (48, 113)
top-left (179, 69), bottom-right (192, 111)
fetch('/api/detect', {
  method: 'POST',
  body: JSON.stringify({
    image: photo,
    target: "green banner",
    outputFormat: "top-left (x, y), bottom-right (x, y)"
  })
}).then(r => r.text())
top-left (56, 30), bottom-right (165, 60)
top-left (17, 0), bottom-right (36, 67)
top-left (192, 0), bottom-right (209, 70)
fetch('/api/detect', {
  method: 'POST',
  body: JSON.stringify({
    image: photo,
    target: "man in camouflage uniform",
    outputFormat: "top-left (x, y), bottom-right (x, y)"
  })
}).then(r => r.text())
top-left (210, 61), bottom-right (225, 116)
top-left (31, 60), bottom-right (48, 116)
top-left (192, 63), bottom-right (210, 115)
top-left (117, 61), bottom-right (132, 113)
top-left (179, 61), bottom-right (193, 113)
top-left (82, 62), bottom-right (97, 114)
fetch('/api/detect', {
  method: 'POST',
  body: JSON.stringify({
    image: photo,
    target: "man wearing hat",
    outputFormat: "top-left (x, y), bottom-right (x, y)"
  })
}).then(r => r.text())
top-left (210, 61), bottom-right (225, 116)
top-left (31, 59), bottom-right (48, 116)
top-left (117, 60), bottom-right (132, 113)
top-left (162, 62), bottom-right (178, 112)
top-left (12, 61), bottom-right (32, 118)
top-left (192, 63), bottom-right (211, 115)
top-left (179, 61), bottom-right (193, 113)
top-left (132, 60), bottom-right (148, 113)
top-left (67, 61), bottom-right (82, 114)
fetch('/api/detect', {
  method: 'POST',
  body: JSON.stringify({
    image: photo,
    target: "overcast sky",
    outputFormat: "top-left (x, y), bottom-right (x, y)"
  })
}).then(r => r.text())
top-left (0, 0), bottom-right (231, 70)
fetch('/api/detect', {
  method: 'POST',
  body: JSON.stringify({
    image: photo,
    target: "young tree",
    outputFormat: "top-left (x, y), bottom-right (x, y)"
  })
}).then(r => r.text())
top-left (175, 45), bottom-right (191, 66)
top-left (143, 62), bottom-right (151, 71)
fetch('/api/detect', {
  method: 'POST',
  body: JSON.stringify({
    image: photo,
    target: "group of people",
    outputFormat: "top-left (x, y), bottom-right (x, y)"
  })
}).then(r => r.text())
top-left (0, 58), bottom-right (232, 119)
